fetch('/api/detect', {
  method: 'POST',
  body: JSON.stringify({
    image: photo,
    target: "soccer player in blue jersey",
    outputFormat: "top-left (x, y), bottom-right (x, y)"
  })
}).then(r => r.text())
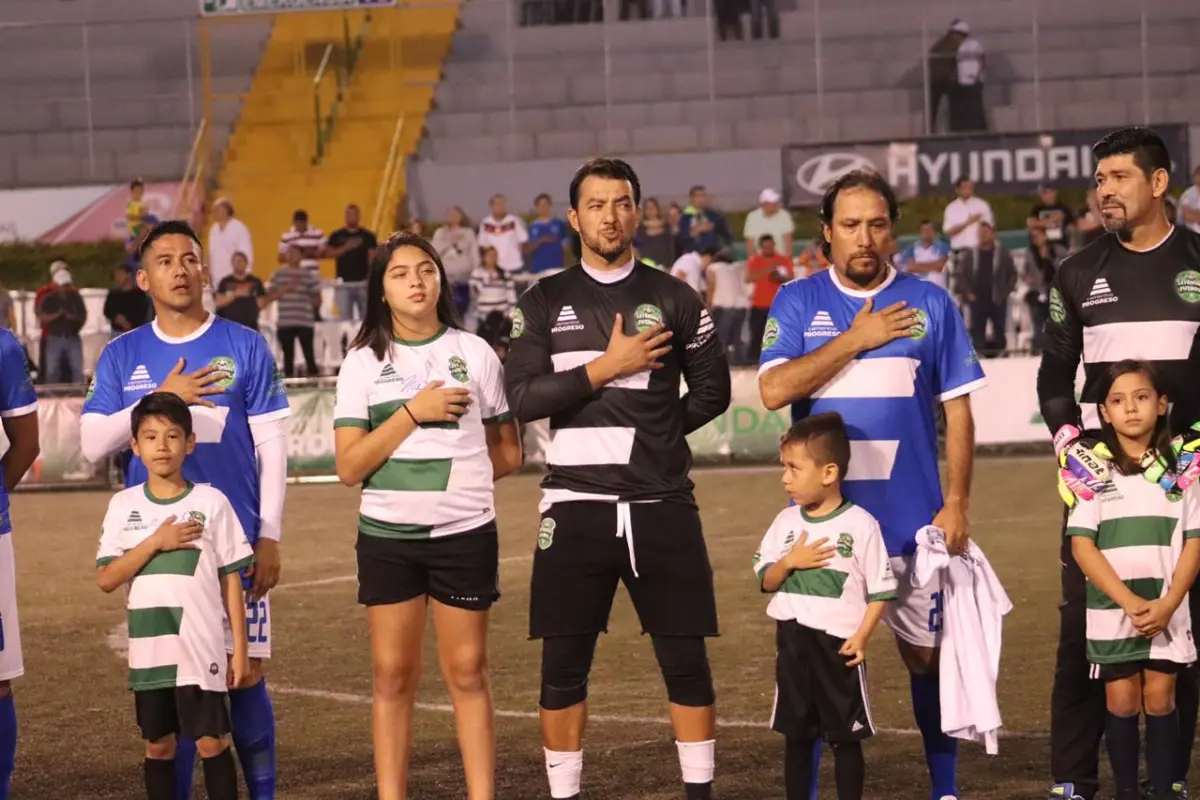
top-left (0, 330), bottom-right (40, 800)
top-left (758, 170), bottom-right (986, 800)
top-left (80, 220), bottom-right (290, 800)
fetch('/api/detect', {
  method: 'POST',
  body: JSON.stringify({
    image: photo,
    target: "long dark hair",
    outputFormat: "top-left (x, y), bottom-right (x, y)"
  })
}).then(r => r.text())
top-left (349, 232), bottom-right (462, 361)
top-left (1096, 359), bottom-right (1175, 476)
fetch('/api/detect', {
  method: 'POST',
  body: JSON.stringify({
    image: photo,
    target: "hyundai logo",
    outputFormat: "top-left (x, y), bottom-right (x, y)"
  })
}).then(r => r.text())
top-left (794, 153), bottom-right (878, 196)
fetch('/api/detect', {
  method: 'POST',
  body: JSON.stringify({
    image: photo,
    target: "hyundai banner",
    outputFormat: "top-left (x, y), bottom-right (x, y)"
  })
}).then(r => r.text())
top-left (782, 125), bottom-right (1191, 207)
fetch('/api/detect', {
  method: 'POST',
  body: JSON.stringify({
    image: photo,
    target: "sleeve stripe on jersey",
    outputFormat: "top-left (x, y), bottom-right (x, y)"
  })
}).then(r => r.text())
top-left (867, 590), bottom-right (898, 602)
top-left (938, 376), bottom-right (987, 403)
top-left (219, 554), bottom-right (255, 575)
top-left (248, 407), bottom-right (292, 424)
top-left (0, 401), bottom-right (38, 418)
top-left (96, 556), bottom-right (117, 567)
top-left (483, 411), bottom-right (514, 425)
top-left (757, 562), bottom-right (775, 589)
top-left (334, 417), bottom-right (370, 430)
top-left (757, 357), bottom-right (789, 378)
top-left (1065, 525), bottom-right (1098, 539)
top-left (1185, 528), bottom-right (1200, 540)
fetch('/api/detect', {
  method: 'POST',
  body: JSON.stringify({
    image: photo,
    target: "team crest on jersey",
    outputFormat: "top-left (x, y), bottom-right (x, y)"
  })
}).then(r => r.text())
top-left (510, 308), bottom-right (525, 339)
top-left (908, 309), bottom-right (928, 341)
top-left (209, 357), bottom-right (236, 389)
top-left (836, 533), bottom-right (854, 558)
top-left (537, 518), bottom-right (556, 550)
top-left (1049, 288), bottom-right (1066, 324)
top-left (1176, 270), bottom-right (1200, 304)
top-left (186, 510), bottom-right (207, 527)
top-left (86, 374), bottom-right (97, 400)
top-left (448, 355), bottom-right (469, 382)
top-left (269, 364), bottom-right (286, 397)
top-left (762, 317), bottom-right (781, 349)
top-left (635, 304), bottom-right (663, 333)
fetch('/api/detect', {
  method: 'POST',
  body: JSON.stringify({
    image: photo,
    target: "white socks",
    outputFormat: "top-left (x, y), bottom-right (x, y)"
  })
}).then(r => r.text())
top-left (676, 739), bottom-right (716, 784)
top-left (545, 748), bottom-right (583, 799)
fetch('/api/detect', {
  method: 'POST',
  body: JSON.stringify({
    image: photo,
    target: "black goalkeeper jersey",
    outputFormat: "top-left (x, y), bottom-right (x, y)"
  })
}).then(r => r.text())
top-left (1037, 226), bottom-right (1200, 436)
top-left (503, 261), bottom-right (731, 506)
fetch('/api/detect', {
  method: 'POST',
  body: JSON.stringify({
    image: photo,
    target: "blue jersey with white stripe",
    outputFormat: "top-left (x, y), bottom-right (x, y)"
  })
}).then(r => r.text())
top-left (759, 269), bottom-right (985, 556)
top-left (82, 315), bottom-right (290, 543)
top-left (0, 330), bottom-right (37, 535)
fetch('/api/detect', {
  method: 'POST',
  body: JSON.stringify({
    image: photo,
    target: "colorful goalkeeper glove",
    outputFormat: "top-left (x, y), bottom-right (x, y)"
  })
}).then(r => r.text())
top-left (1054, 424), bottom-right (1111, 508)
top-left (1141, 422), bottom-right (1200, 499)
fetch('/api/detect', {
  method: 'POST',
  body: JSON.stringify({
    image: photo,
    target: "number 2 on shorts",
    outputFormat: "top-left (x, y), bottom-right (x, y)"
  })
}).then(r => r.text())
top-left (246, 599), bottom-right (268, 644)
top-left (927, 591), bottom-right (944, 633)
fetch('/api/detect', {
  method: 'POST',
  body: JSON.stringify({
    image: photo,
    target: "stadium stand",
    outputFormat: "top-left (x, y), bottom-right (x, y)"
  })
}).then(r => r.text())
top-left (422, 0), bottom-right (1200, 163)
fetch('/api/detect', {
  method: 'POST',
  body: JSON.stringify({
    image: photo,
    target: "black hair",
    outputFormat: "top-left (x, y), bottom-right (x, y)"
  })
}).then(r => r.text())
top-left (131, 392), bottom-right (193, 439)
top-left (954, 175), bottom-right (972, 188)
top-left (534, 193), bottom-right (552, 205)
top-left (781, 412), bottom-right (851, 482)
top-left (758, 233), bottom-right (776, 245)
top-left (569, 157), bottom-right (642, 210)
top-left (130, 178), bottom-right (144, 190)
top-left (350, 232), bottom-right (462, 362)
top-left (1096, 359), bottom-right (1175, 477)
top-left (1092, 127), bottom-right (1172, 180)
top-left (114, 263), bottom-right (133, 274)
top-left (689, 184), bottom-right (705, 195)
top-left (918, 218), bottom-right (933, 227)
top-left (818, 169), bottom-right (899, 258)
top-left (346, 203), bottom-right (360, 212)
top-left (699, 246), bottom-right (719, 258)
top-left (135, 219), bottom-right (202, 264)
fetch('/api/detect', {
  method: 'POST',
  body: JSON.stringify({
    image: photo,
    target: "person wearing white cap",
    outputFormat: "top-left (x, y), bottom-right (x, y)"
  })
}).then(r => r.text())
top-left (952, 19), bottom-right (986, 132)
top-left (742, 188), bottom-right (795, 258)
top-left (207, 197), bottom-right (254, 289)
top-left (38, 267), bottom-right (87, 385)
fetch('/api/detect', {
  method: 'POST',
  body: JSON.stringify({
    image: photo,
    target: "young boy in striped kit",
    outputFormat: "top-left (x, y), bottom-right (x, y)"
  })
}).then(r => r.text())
top-left (1068, 360), bottom-right (1200, 800)
top-left (753, 412), bottom-right (897, 800)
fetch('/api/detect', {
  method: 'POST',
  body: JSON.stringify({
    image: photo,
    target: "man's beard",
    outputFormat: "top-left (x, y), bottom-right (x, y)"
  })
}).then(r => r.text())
top-left (583, 230), bottom-right (632, 263)
top-left (843, 254), bottom-right (882, 288)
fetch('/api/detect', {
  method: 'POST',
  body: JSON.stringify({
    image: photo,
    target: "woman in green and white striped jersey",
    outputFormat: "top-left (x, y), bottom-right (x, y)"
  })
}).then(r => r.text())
top-left (333, 232), bottom-right (522, 800)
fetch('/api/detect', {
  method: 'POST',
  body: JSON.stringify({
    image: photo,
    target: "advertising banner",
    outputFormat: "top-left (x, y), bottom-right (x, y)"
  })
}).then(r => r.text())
top-left (0, 182), bottom-right (197, 244)
top-left (782, 125), bottom-right (1191, 208)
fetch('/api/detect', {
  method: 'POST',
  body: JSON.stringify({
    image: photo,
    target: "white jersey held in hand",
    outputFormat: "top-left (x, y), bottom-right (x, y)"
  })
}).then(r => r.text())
top-left (97, 482), bottom-right (255, 693)
top-left (912, 526), bottom-right (1013, 755)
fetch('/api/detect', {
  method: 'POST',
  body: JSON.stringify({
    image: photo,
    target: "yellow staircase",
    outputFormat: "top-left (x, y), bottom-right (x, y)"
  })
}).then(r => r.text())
top-left (213, 3), bottom-right (460, 279)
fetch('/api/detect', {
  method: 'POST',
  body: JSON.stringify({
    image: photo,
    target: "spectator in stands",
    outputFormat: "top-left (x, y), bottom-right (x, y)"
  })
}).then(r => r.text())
top-left (943, 176), bottom-right (994, 257)
top-left (679, 185), bottom-right (731, 254)
top-left (794, 237), bottom-right (830, 278)
top-left (951, 20), bottom-right (986, 132)
top-left (746, 234), bottom-right (794, 361)
top-left (526, 193), bottom-right (570, 278)
top-left (38, 268), bottom-right (86, 384)
top-left (34, 261), bottom-right (69, 382)
top-left (1179, 166), bottom-right (1200, 234)
top-left (1024, 228), bottom-right (1057, 354)
top-left (743, 188), bottom-right (794, 258)
top-left (748, 0), bottom-right (779, 40)
top-left (267, 244), bottom-right (322, 378)
top-left (635, 197), bottom-right (676, 269)
top-left (954, 222), bottom-right (1015, 357)
top-left (325, 203), bottom-right (378, 322)
top-left (0, 281), bottom-right (14, 331)
top-left (705, 251), bottom-right (749, 363)
top-left (670, 246), bottom-right (715, 297)
top-left (478, 194), bottom-right (529, 276)
top-left (896, 219), bottom-right (952, 291)
top-left (1026, 184), bottom-right (1075, 256)
top-left (103, 264), bottom-right (149, 339)
top-left (714, 0), bottom-right (743, 41)
top-left (619, 0), bottom-right (649, 20)
top-left (927, 22), bottom-right (966, 132)
top-left (278, 209), bottom-right (325, 273)
top-left (1076, 187), bottom-right (1106, 248)
top-left (207, 197), bottom-right (253, 290)
top-left (470, 246), bottom-right (519, 347)
top-left (126, 178), bottom-right (149, 243)
top-left (431, 205), bottom-right (480, 316)
top-left (215, 252), bottom-right (268, 331)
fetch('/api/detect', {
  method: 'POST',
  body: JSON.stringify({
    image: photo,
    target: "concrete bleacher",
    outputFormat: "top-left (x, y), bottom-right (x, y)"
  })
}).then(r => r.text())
top-left (423, 0), bottom-right (1200, 163)
top-left (0, 0), bottom-right (267, 188)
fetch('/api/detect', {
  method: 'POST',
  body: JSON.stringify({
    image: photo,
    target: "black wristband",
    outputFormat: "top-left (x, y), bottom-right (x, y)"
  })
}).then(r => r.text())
top-left (403, 404), bottom-right (418, 425)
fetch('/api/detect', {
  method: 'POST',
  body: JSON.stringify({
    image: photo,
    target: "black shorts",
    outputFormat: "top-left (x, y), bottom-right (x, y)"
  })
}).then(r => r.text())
top-left (771, 620), bottom-right (874, 744)
top-left (1090, 658), bottom-right (1192, 682)
top-left (134, 686), bottom-right (231, 742)
top-left (356, 521), bottom-right (500, 611)
top-left (528, 501), bottom-right (718, 639)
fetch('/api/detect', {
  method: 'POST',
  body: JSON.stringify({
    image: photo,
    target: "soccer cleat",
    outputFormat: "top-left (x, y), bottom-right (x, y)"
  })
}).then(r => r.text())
top-left (1048, 783), bottom-right (1086, 800)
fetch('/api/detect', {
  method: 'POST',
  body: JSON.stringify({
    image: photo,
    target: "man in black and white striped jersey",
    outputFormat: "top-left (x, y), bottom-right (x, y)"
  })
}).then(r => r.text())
top-left (1039, 127), bottom-right (1200, 800)
top-left (278, 209), bottom-right (325, 273)
top-left (504, 157), bottom-right (731, 800)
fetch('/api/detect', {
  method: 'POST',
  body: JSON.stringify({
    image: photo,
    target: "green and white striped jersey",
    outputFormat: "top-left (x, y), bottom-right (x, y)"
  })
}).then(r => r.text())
top-left (96, 482), bottom-right (254, 692)
top-left (333, 327), bottom-right (511, 539)
top-left (753, 501), bottom-right (897, 639)
top-left (1067, 472), bottom-right (1200, 665)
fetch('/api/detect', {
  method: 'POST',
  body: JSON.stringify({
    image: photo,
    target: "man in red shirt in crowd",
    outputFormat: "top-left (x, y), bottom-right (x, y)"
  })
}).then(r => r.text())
top-left (744, 234), bottom-right (795, 361)
top-left (34, 261), bottom-right (70, 383)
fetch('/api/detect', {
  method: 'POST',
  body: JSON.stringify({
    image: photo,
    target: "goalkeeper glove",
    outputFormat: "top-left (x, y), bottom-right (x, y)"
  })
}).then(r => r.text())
top-left (1054, 424), bottom-right (1111, 508)
top-left (1141, 422), bottom-right (1200, 498)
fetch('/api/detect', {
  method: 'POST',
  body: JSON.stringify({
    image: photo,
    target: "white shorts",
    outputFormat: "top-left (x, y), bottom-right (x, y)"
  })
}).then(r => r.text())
top-left (223, 593), bottom-right (271, 660)
top-left (0, 535), bottom-right (23, 681)
top-left (882, 556), bottom-right (944, 649)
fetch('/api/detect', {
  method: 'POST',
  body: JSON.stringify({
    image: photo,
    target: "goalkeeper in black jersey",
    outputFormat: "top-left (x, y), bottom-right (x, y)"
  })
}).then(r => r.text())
top-left (1038, 127), bottom-right (1200, 800)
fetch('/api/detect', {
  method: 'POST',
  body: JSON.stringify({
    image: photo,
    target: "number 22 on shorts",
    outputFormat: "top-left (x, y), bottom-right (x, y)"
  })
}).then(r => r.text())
top-left (246, 599), bottom-right (268, 644)
top-left (927, 591), bottom-right (944, 633)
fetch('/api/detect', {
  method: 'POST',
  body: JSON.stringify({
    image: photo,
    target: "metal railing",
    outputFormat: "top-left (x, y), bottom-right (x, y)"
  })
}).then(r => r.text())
top-left (174, 118), bottom-right (209, 219)
top-left (372, 116), bottom-right (407, 234)
top-left (312, 10), bottom-right (373, 164)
